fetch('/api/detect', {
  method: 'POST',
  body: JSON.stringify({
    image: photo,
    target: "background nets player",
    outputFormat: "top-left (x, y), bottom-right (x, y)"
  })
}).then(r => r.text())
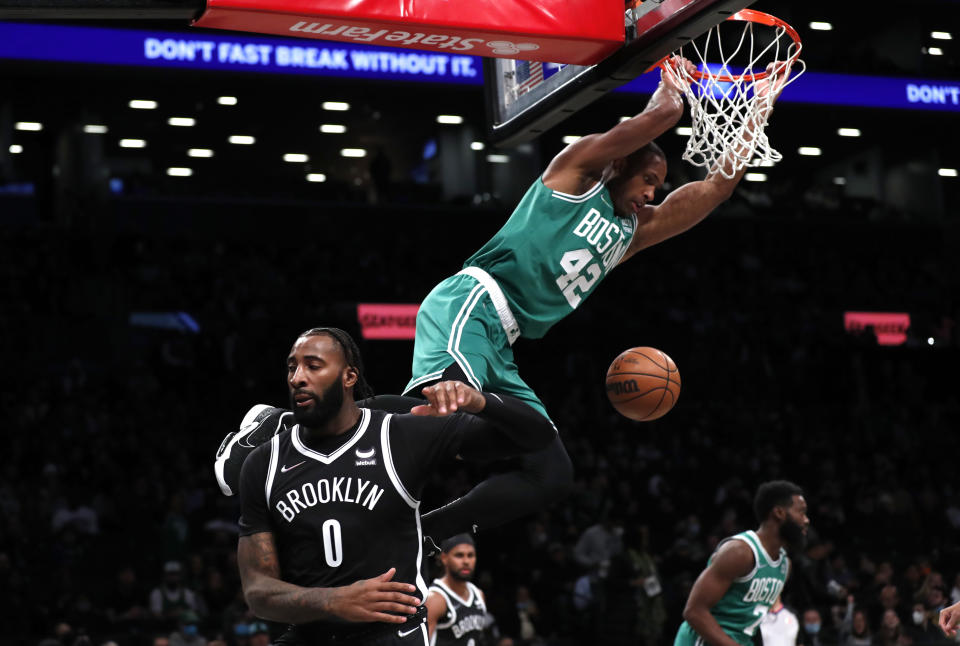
top-left (426, 534), bottom-right (488, 646)
top-left (399, 58), bottom-right (793, 542)
top-left (235, 327), bottom-right (555, 645)
top-left (673, 481), bottom-right (809, 646)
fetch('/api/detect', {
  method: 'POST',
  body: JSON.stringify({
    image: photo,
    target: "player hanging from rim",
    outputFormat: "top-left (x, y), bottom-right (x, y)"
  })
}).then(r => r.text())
top-left (215, 57), bottom-right (794, 544)
top-left (426, 535), bottom-right (488, 646)
top-left (673, 481), bottom-right (809, 646)
top-left (235, 327), bottom-right (554, 645)
top-left (398, 56), bottom-right (794, 542)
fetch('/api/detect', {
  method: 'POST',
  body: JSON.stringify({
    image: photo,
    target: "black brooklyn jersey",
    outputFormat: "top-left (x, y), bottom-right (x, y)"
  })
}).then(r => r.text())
top-left (238, 407), bottom-right (496, 595)
top-left (430, 580), bottom-right (487, 646)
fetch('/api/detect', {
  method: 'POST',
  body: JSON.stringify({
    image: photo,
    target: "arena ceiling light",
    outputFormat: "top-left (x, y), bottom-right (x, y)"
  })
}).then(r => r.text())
top-left (119, 139), bottom-right (147, 148)
top-left (9, 144), bottom-right (22, 154)
top-left (217, 96), bottom-right (238, 105)
top-left (837, 128), bottom-right (861, 137)
top-left (228, 135), bottom-right (256, 145)
top-left (939, 168), bottom-right (958, 177)
top-left (470, 141), bottom-right (485, 151)
top-left (283, 153), bottom-right (309, 163)
top-left (833, 177), bottom-right (847, 185)
top-left (188, 148), bottom-right (214, 158)
top-left (486, 154), bottom-right (509, 163)
top-left (129, 99), bottom-right (158, 110)
top-left (809, 21), bottom-right (832, 31)
top-left (323, 101), bottom-right (350, 111)
top-left (562, 135), bottom-right (581, 144)
top-left (83, 125), bottom-right (108, 134)
top-left (340, 148), bottom-right (366, 157)
top-left (168, 117), bottom-right (196, 127)
top-left (15, 121), bottom-right (42, 131)
top-left (307, 173), bottom-right (327, 182)
top-left (744, 173), bottom-right (767, 182)
top-left (931, 31), bottom-right (952, 40)
top-left (167, 167), bottom-right (193, 177)
top-left (436, 115), bottom-right (464, 124)
top-left (925, 47), bottom-right (944, 56)
top-left (675, 126), bottom-right (693, 136)
top-left (798, 147), bottom-right (822, 156)
top-left (320, 124), bottom-right (347, 134)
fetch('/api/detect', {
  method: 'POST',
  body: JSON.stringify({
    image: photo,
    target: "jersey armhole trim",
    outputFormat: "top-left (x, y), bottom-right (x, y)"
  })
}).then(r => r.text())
top-left (542, 177), bottom-right (605, 203)
top-left (381, 414), bottom-right (419, 508)
top-left (264, 434), bottom-right (280, 508)
top-left (430, 586), bottom-right (457, 629)
top-left (725, 535), bottom-right (759, 583)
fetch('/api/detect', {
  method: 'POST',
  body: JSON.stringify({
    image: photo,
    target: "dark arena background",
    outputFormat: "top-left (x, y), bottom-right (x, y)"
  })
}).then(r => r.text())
top-left (2, 1), bottom-right (960, 645)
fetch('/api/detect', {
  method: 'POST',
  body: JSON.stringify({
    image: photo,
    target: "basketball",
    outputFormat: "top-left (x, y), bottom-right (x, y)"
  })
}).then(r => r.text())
top-left (605, 347), bottom-right (681, 421)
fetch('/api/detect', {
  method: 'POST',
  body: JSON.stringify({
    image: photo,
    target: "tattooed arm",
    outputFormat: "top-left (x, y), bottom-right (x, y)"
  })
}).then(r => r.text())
top-left (238, 531), bottom-right (422, 624)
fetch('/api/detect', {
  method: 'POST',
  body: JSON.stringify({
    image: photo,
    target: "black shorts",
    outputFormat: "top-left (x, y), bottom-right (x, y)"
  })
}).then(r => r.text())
top-left (274, 605), bottom-right (429, 646)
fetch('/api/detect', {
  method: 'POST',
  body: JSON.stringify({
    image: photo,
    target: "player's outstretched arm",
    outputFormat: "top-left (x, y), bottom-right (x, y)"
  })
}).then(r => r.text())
top-left (411, 380), bottom-right (555, 456)
top-left (617, 61), bottom-right (792, 263)
top-left (238, 532), bottom-right (421, 624)
top-left (543, 58), bottom-right (694, 183)
top-left (682, 540), bottom-right (756, 646)
top-left (425, 590), bottom-right (448, 639)
top-left (940, 601), bottom-right (960, 637)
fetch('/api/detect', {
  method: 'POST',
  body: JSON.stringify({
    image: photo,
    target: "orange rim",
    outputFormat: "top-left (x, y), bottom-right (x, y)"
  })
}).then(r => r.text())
top-left (656, 9), bottom-right (802, 84)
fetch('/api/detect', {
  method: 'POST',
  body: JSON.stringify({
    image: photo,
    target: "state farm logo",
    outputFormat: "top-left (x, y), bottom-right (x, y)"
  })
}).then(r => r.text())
top-left (288, 21), bottom-right (542, 57)
top-left (485, 41), bottom-right (540, 55)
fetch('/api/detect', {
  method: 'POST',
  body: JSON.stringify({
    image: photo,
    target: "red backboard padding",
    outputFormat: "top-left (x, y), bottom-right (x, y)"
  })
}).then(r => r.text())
top-left (194, 0), bottom-right (624, 65)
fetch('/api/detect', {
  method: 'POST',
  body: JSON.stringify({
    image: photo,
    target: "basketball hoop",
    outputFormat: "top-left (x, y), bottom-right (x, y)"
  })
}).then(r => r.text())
top-left (659, 9), bottom-right (805, 179)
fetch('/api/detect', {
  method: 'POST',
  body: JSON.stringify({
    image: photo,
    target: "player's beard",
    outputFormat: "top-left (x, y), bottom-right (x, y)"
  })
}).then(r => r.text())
top-left (291, 380), bottom-right (344, 429)
top-left (779, 517), bottom-right (807, 551)
top-left (449, 566), bottom-right (474, 582)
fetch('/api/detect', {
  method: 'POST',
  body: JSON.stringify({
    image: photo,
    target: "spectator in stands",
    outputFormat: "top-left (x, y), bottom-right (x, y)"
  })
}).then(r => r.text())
top-left (149, 562), bottom-right (203, 626)
top-left (877, 609), bottom-right (909, 646)
top-left (838, 597), bottom-right (872, 646)
top-left (104, 566), bottom-right (146, 635)
top-left (799, 608), bottom-right (825, 646)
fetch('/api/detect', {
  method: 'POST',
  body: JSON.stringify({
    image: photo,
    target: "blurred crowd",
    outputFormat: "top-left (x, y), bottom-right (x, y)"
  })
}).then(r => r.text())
top-left (2, 192), bottom-right (959, 646)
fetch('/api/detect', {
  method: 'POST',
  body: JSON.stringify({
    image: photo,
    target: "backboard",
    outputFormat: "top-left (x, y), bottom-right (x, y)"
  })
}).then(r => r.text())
top-left (485, 0), bottom-right (756, 147)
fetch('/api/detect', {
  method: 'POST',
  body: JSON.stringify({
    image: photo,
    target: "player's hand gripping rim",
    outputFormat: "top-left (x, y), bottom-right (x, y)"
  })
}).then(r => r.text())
top-left (411, 380), bottom-right (486, 416)
top-left (332, 567), bottom-right (421, 623)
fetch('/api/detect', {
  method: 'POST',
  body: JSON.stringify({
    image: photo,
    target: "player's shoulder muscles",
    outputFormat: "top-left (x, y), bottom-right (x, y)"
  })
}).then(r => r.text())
top-left (426, 588), bottom-right (449, 635)
top-left (542, 134), bottom-right (606, 194)
top-left (688, 539), bottom-right (756, 609)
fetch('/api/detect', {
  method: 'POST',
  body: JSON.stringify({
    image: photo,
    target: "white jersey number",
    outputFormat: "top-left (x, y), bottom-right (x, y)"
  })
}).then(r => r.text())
top-left (555, 249), bottom-right (602, 309)
top-left (322, 519), bottom-right (343, 567)
top-left (744, 605), bottom-right (767, 636)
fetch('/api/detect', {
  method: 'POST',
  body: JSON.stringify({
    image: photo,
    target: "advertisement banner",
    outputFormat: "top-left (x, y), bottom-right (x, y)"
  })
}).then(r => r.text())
top-left (357, 303), bottom-right (419, 340)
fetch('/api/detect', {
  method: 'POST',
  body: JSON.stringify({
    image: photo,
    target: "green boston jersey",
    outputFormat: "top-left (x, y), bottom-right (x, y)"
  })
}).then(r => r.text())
top-left (688, 530), bottom-right (789, 646)
top-left (463, 177), bottom-right (637, 339)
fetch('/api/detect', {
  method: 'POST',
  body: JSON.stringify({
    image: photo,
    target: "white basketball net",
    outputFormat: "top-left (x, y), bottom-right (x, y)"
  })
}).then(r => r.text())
top-left (666, 14), bottom-right (805, 179)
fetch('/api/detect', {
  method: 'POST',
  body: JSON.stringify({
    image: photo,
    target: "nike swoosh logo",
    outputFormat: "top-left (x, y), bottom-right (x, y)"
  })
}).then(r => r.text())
top-left (280, 461), bottom-right (305, 473)
top-left (355, 447), bottom-right (375, 459)
top-left (397, 626), bottom-right (421, 638)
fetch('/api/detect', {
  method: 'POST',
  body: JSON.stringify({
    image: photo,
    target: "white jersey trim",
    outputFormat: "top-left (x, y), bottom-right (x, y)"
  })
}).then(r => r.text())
top-left (264, 434), bottom-right (281, 508)
top-left (445, 283), bottom-right (486, 390)
top-left (725, 534), bottom-right (760, 583)
top-left (291, 408), bottom-right (370, 464)
top-left (433, 579), bottom-right (475, 607)
top-left (456, 266), bottom-right (521, 345)
top-left (548, 179), bottom-right (605, 203)
top-left (429, 585), bottom-right (457, 630)
top-left (746, 530), bottom-right (784, 567)
top-left (380, 415), bottom-right (419, 508)
top-left (379, 414), bottom-right (428, 600)
top-left (403, 370), bottom-right (445, 395)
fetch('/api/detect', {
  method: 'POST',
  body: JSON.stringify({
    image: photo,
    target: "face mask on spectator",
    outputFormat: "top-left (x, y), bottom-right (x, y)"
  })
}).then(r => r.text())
top-left (805, 623), bottom-right (821, 634)
top-left (913, 611), bottom-right (925, 625)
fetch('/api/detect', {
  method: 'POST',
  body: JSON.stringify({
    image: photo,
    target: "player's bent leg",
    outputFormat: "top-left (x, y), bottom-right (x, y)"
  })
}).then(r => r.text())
top-left (418, 362), bottom-right (575, 540)
top-left (214, 404), bottom-right (295, 496)
top-left (421, 436), bottom-right (573, 540)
